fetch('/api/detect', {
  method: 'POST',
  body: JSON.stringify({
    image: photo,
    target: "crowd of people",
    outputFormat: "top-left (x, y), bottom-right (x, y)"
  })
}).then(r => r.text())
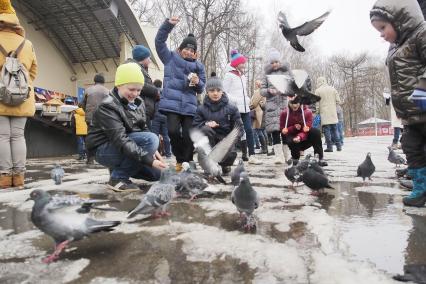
top-left (0, 0), bottom-right (425, 207)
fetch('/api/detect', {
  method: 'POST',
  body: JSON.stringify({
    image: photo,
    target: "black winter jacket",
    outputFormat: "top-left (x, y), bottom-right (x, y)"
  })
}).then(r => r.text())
top-left (86, 88), bottom-right (154, 166)
top-left (193, 94), bottom-right (242, 138)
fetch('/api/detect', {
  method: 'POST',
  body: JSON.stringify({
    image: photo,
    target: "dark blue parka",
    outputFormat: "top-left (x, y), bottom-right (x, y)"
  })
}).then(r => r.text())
top-left (155, 20), bottom-right (206, 116)
top-left (193, 94), bottom-right (242, 138)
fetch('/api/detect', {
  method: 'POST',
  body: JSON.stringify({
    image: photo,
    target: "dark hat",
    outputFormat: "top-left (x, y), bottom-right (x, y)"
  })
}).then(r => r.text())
top-left (94, 73), bottom-right (105, 84)
top-left (132, 45), bottom-right (151, 61)
top-left (206, 72), bottom-right (223, 91)
top-left (179, 33), bottom-right (197, 51)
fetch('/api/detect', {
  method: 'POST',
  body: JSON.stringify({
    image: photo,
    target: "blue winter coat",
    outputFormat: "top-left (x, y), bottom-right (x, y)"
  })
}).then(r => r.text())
top-left (193, 94), bottom-right (242, 138)
top-left (155, 20), bottom-right (206, 116)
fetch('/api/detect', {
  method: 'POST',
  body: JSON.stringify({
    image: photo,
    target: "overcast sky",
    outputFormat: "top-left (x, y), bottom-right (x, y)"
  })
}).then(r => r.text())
top-left (245, 0), bottom-right (390, 58)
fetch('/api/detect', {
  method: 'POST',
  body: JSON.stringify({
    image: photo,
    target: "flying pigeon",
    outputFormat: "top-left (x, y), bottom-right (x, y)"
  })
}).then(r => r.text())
top-left (301, 168), bottom-right (333, 196)
top-left (231, 172), bottom-right (259, 230)
top-left (29, 190), bottom-right (120, 263)
top-left (177, 162), bottom-right (209, 200)
top-left (50, 164), bottom-right (65, 185)
top-left (190, 125), bottom-right (242, 184)
top-left (387, 146), bottom-right (406, 168)
top-left (278, 10), bottom-right (331, 52)
top-left (357, 152), bottom-right (376, 183)
top-left (231, 159), bottom-right (245, 186)
top-left (127, 169), bottom-right (176, 219)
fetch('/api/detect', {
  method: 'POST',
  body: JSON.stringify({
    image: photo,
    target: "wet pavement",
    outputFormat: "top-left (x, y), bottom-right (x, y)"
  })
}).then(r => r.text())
top-left (0, 136), bottom-right (425, 283)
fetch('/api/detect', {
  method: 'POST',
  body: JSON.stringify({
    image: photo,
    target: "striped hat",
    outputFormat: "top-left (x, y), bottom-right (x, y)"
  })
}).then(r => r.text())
top-left (230, 49), bottom-right (247, 68)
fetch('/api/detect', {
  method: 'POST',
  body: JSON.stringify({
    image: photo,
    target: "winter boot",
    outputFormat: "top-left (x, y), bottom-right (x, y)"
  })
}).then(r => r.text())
top-left (282, 144), bottom-right (291, 163)
top-left (403, 168), bottom-right (426, 207)
top-left (259, 136), bottom-right (268, 154)
top-left (12, 170), bottom-right (25, 189)
top-left (324, 144), bottom-right (333, 152)
top-left (240, 140), bottom-right (248, 161)
top-left (0, 173), bottom-right (12, 189)
top-left (273, 144), bottom-right (284, 164)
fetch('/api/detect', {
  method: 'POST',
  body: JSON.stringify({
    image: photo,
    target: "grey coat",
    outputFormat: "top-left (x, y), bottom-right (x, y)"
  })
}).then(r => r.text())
top-left (82, 84), bottom-right (110, 125)
top-left (260, 64), bottom-right (292, 133)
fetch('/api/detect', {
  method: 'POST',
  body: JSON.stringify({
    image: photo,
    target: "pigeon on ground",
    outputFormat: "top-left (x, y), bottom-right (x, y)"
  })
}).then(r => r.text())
top-left (231, 172), bottom-right (259, 230)
top-left (278, 10), bottom-right (331, 52)
top-left (50, 164), bottom-right (65, 185)
top-left (301, 168), bottom-right (333, 196)
top-left (387, 146), bottom-right (406, 168)
top-left (231, 159), bottom-right (245, 186)
top-left (357, 152), bottom-right (376, 183)
top-left (393, 264), bottom-right (426, 283)
top-left (127, 169), bottom-right (176, 219)
top-left (29, 190), bottom-right (120, 263)
top-left (309, 154), bottom-right (325, 175)
top-left (176, 162), bottom-right (209, 200)
top-left (284, 159), bottom-right (301, 188)
top-left (190, 125), bottom-right (242, 184)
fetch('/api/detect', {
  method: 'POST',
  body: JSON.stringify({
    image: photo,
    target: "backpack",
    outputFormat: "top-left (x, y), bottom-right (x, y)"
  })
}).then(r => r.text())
top-left (0, 39), bottom-right (30, 106)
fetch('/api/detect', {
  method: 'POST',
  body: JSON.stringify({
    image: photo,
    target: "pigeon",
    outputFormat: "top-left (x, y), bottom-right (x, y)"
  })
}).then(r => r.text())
top-left (394, 264), bottom-right (426, 283)
top-left (29, 190), bottom-right (120, 263)
top-left (301, 168), bottom-right (333, 195)
top-left (387, 146), bottom-right (406, 168)
top-left (231, 172), bottom-right (259, 230)
top-left (50, 164), bottom-right (65, 185)
top-left (231, 159), bottom-right (245, 186)
top-left (284, 159), bottom-right (301, 188)
top-left (309, 154), bottom-right (325, 175)
top-left (278, 10), bottom-right (331, 52)
top-left (357, 152), bottom-right (376, 183)
top-left (190, 125), bottom-right (242, 184)
top-left (177, 162), bottom-right (209, 200)
top-left (127, 169), bottom-right (176, 219)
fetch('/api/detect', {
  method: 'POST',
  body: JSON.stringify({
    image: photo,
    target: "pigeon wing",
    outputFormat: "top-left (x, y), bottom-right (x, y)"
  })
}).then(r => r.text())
top-left (266, 74), bottom-right (296, 95)
top-left (209, 125), bottom-right (242, 163)
top-left (294, 10), bottom-right (331, 36)
top-left (277, 11), bottom-right (290, 29)
top-left (190, 128), bottom-right (212, 155)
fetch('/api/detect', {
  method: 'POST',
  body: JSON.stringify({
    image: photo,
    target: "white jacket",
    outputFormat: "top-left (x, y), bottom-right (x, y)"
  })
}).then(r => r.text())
top-left (223, 64), bottom-right (250, 113)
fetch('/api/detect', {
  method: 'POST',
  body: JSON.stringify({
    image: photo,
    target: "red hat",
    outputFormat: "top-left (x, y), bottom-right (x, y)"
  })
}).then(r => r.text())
top-left (230, 49), bottom-right (247, 68)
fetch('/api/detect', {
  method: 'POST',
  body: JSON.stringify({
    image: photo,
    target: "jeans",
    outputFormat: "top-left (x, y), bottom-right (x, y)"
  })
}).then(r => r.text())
top-left (0, 116), bottom-right (27, 174)
top-left (323, 124), bottom-right (341, 149)
top-left (254, 128), bottom-right (267, 144)
top-left (336, 121), bottom-right (344, 145)
top-left (166, 113), bottom-right (193, 163)
top-left (95, 132), bottom-right (160, 181)
top-left (151, 116), bottom-right (172, 157)
top-left (241, 113), bottom-right (255, 155)
top-left (77, 136), bottom-right (86, 158)
top-left (393, 127), bottom-right (402, 144)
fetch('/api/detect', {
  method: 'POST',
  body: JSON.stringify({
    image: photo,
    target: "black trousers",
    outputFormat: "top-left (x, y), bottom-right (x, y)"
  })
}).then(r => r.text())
top-left (270, 131), bottom-right (282, 145)
top-left (282, 127), bottom-right (324, 160)
top-left (402, 123), bottom-right (426, 169)
top-left (208, 134), bottom-right (237, 167)
top-left (166, 113), bottom-right (194, 163)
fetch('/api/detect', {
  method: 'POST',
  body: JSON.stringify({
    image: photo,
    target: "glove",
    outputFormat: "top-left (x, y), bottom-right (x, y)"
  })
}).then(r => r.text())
top-left (409, 88), bottom-right (426, 111)
top-left (201, 125), bottom-right (215, 137)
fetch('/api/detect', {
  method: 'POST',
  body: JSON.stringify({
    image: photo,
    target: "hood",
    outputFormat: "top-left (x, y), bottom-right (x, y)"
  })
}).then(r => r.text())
top-left (0, 13), bottom-right (25, 36)
top-left (370, 0), bottom-right (424, 44)
top-left (204, 93), bottom-right (229, 112)
top-left (225, 63), bottom-right (236, 73)
top-left (263, 63), bottom-right (290, 75)
top-left (316, 77), bottom-right (327, 87)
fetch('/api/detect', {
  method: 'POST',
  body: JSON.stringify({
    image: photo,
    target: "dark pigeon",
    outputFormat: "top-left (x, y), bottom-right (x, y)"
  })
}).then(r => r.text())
top-left (284, 159), bottom-right (301, 188)
top-left (29, 190), bottom-right (120, 263)
top-left (177, 162), bottom-right (210, 200)
top-left (357, 152), bottom-right (376, 183)
top-left (50, 164), bottom-right (64, 185)
top-left (393, 264), bottom-right (426, 283)
top-left (309, 154), bottom-right (325, 175)
top-left (231, 172), bottom-right (259, 230)
top-left (301, 168), bottom-right (333, 195)
top-left (231, 159), bottom-right (245, 186)
top-left (387, 146), bottom-right (407, 167)
top-left (278, 10), bottom-right (331, 52)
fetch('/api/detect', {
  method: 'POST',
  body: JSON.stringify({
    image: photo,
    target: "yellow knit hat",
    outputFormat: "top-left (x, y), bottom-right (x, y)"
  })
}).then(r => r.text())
top-left (0, 0), bottom-right (15, 14)
top-left (115, 62), bottom-right (145, 87)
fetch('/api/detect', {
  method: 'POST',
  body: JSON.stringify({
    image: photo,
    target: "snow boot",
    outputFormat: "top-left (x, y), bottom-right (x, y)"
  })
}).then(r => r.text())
top-left (12, 170), bottom-right (25, 189)
top-left (0, 173), bottom-right (12, 189)
top-left (403, 167), bottom-right (426, 207)
top-left (282, 144), bottom-right (291, 163)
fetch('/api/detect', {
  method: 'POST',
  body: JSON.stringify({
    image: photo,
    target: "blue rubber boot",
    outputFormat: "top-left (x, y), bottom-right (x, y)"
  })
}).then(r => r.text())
top-left (403, 167), bottom-right (426, 207)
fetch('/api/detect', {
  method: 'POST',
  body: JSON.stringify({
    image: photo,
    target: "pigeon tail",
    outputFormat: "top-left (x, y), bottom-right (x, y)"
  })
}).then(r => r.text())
top-left (86, 219), bottom-right (121, 233)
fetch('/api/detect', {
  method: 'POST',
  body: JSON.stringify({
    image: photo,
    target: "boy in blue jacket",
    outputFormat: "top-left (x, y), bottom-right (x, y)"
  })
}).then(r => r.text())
top-left (155, 16), bottom-right (206, 172)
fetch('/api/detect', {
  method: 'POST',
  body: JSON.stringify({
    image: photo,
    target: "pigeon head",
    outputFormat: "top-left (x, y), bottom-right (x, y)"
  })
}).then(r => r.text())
top-left (29, 190), bottom-right (51, 202)
top-left (238, 159), bottom-right (244, 166)
top-left (239, 172), bottom-right (250, 183)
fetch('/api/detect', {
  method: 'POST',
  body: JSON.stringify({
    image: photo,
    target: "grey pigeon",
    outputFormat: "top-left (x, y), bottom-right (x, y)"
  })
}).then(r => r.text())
top-left (278, 10), bottom-right (331, 52)
top-left (387, 146), bottom-right (406, 168)
top-left (231, 159), bottom-right (245, 186)
top-left (301, 168), bottom-right (333, 195)
top-left (357, 152), bottom-right (376, 183)
top-left (190, 125), bottom-right (242, 184)
top-left (309, 154), bottom-right (325, 175)
top-left (284, 159), bottom-right (301, 188)
top-left (393, 264), bottom-right (426, 283)
top-left (127, 169), bottom-right (176, 219)
top-left (177, 162), bottom-right (209, 200)
top-left (29, 190), bottom-right (120, 263)
top-left (50, 164), bottom-right (64, 185)
top-left (231, 172), bottom-right (259, 230)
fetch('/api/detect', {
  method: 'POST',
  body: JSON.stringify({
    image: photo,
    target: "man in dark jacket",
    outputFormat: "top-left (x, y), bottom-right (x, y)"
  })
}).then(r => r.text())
top-left (127, 44), bottom-right (160, 130)
top-left (86, 63), bottom-right (166, 192)
top-left (192, 74), bottom-right (242, 174)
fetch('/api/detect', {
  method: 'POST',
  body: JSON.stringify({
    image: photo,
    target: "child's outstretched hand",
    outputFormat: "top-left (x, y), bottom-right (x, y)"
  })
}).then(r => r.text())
top-left (169, 16), bottom-right (180, 25)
